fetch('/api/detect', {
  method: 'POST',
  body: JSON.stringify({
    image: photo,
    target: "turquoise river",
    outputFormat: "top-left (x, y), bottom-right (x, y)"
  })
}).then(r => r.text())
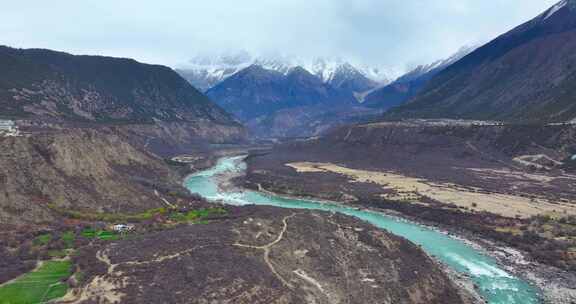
top-left (184, 156), bottom-right (540, 304)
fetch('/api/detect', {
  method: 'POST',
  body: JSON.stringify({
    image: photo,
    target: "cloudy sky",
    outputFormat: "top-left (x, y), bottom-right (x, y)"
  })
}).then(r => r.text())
top-left (0, 0), bottom-right (559, 71)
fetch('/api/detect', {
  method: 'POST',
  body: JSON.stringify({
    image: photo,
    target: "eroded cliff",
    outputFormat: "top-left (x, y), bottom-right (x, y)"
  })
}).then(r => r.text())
top-left (0, 128), bottom-right (184, 226)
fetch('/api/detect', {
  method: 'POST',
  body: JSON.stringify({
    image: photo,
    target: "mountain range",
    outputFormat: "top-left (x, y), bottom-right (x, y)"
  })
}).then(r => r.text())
top-left (176, 52), bottom-right (398, 93)
top-left (191, 47), bottom-right (482, 137)
top-left (385, 0), bottom-right (576, 122)
top-left (180, 45), bottom-right (484, 138)
top-left (207, 65), bottom-right (355, 121)
top-left (205, 64), bottom-right (376, 137)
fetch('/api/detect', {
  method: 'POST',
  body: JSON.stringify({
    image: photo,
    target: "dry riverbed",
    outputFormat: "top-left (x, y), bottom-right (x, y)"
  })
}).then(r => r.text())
top-left (286, 162), bottom-right (576, 219)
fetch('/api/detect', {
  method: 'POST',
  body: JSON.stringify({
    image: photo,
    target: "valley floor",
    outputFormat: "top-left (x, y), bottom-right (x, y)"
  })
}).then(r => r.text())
top-left (240, 142), bottom-right (576, 303)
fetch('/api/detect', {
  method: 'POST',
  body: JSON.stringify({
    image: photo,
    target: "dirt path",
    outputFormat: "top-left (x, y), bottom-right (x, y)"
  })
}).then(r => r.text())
top-left (154, 189), bottom-right (175, 208)
top-left (234, 213), bottom-right (298, 288)
top-left (60, 249), bottom-right (124, 304)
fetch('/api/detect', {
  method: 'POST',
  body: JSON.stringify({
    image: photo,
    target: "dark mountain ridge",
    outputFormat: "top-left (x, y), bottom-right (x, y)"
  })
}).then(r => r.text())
top-left (206, 64), bottom-right (369, 137)
top-left (207, 64), bottom-right (355, 121)
top-left (385, 0), bottom-right (576, 122)
top-left (0, 46), bottom-right (237, 126)
top-left (363, 47), bottom-right (475, 110)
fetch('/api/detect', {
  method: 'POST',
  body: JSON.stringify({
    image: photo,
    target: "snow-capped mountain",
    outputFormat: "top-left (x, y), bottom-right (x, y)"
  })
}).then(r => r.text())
top-left (175, 52), bottom-right (400, 93)
top-left (256, 56), bottom-right (398, 85)
top-left (175, 51), bottom-right (253, 92)
top-left (205, 63), bottom-right (367, 138)
top-left (385, 0), bottom-right (576, 122)
top-left (538, 0), bottom-right (576, 21)
top-left (394, 45), bottom-right (477, 84)
top-left (363, 45), bottom-right (476, 109)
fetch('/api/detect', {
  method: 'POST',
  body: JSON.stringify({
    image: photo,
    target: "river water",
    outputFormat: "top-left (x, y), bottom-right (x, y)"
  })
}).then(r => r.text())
top-left (184, 156), bottom-right (540, 304)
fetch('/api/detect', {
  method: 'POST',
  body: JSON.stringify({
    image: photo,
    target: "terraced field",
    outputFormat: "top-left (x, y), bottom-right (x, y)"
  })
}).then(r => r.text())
top-left (0, 260), bottom-right (72, 304)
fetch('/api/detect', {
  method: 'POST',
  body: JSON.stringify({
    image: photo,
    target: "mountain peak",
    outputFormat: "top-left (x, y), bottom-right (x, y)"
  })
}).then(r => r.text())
top-left (541, 0), bottom-right (576, 20)
top-left (230, 64), bottom-right (284, 83)
top-left (287, 66), bottom-right (324, 85)
top-left (243, 64), bottom-right (267, 73)
top-left (384, 0), bottom-right (576, 123)
top-left (287, 66), bottom-right (320, 79)
top-left (287, 65), bottom-right (309, 75)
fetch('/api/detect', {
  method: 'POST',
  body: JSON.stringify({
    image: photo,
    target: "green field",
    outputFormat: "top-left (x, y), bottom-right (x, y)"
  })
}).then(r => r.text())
top-left (169, 207), bottom-right (227, 222)
top-left (61, 231), bottom-right (75, 249)
top-left (0, 260), bottom-right (72, 304)
top-left (32, 234), bottom-right (52, 247)
top-left (81, 229), bottom-right (120, 241)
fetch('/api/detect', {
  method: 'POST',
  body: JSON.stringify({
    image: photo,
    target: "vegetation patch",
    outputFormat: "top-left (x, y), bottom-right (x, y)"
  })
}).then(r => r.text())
top-left (169, 207), bottom-right (227, 223)
top-left (95, 231), bottom-right (120, 241)
top-left (61, 231), bottom-right (75, 249)
top-left (0, 260), bottom-right (72, 304)
top-left (48, 204), bottom-right (168, 222)
top-left (32, 234), bottom-right (52, 246)
top-left (47, 250), bottom-right (68, 259)
top-left (80, 229), bottom-right (120, 241)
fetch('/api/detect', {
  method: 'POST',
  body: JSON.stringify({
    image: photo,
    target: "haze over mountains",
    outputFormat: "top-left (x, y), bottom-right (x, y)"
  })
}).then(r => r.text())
top-left (171, 0), bottom-right (576, 134)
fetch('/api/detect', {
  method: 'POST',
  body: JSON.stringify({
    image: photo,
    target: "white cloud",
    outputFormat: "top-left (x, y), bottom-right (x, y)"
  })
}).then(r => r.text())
top-left (0, 0), bottom-right (560, 70)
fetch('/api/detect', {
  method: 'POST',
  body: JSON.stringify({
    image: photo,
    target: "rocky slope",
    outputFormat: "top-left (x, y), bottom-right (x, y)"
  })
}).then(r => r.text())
top-left (386, 0), bottom-right (576, 122)
top-left (246, 105), bottom-right (382, 139)
top-left (0, 46), bottom-right (245, 145)
top-left (0, 128), bottom-right (185, 227)
top-left (70, 206), bottom-right (473, 304)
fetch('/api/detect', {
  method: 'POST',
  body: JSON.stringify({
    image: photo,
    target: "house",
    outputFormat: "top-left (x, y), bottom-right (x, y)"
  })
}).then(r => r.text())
top-left (0, 120), bottom-right (20, 136)
top-left (112, 224), bottom-right (135, 233)
top-left (0, 120), bottom-right (15, 132)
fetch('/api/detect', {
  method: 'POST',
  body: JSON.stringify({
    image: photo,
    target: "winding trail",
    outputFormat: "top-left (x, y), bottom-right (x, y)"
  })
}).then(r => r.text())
top-left (234, 213), bottom-right (298, 288)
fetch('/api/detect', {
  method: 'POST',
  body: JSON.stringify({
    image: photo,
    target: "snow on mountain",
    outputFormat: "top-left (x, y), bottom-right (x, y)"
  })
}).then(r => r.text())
top-left (543, 0), bottom-right (568, 20)
top-left (175, 51), bottom-right (254, 92)
top-left (395, 45), bottom-right (477, 84)
top-left (175, 51), bottom-right (400, 92)
top-left (362, 45), bottom-right (478, 109)
top-left (540, 0), bottom-right (576, 20)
